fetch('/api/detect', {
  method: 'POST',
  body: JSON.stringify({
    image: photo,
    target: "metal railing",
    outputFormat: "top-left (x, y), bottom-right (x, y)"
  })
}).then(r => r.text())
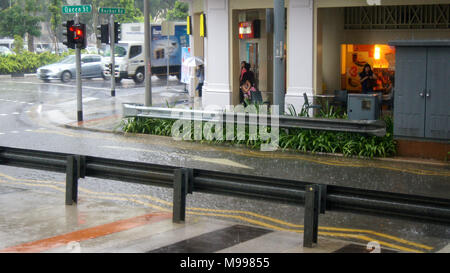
top-left (122, 103), bottom-right (387, 137)
top-left (1, 146), bottom-right (449, 248)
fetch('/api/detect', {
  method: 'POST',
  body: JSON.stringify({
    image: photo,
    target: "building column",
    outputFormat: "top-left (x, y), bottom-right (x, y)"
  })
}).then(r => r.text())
top-left (285, 0), bottom-right (314, 114)
top-left (202, 0), bottom-right (232, 109)
top-left (273, 0), bottom-right (286, 115)
top-left (183, 0), bottom-right (197, 99)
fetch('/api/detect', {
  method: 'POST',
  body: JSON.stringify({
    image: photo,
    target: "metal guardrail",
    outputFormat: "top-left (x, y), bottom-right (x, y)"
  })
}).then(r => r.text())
top-left (122, 103), bottom-right (387, 137)
top-left (1, 146), bottom-right (449, 248)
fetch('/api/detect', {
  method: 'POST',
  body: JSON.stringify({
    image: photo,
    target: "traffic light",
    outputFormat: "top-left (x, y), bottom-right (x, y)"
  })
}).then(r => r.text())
top-left (97, 24), bottom-right (109, 44)
top-left (73, 23), bottom-right (87, 49)
top-left (62, 20), bottom-right (75, 49)
top-left (114, 22), bottom-right (121, 43)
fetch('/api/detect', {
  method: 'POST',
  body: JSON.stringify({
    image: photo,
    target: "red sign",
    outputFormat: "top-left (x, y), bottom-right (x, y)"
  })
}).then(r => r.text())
top-left (238, 20), bottom-right (260, 39)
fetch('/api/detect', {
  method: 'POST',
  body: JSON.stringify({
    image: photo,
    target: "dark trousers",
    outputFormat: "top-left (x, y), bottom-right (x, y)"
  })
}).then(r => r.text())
top-left (196, 83), bottom-right (203, 97)
top-left (239, 89), bottom-right (244, 104)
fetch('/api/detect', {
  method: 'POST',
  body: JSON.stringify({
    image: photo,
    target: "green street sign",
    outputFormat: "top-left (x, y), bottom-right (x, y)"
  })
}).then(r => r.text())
top-left (62, 5), bottom-right (92, 14)
top-left (98, 7), bottom-right (125, 15)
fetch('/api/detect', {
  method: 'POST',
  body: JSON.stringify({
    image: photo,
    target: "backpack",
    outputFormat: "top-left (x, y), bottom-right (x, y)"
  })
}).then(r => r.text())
top-left (249, 87), bottom-right (263, 104)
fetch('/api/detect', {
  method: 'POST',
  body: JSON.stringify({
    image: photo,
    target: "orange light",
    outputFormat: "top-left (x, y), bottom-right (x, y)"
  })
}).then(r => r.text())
top-left (374, 45), bottom-right (381, 60)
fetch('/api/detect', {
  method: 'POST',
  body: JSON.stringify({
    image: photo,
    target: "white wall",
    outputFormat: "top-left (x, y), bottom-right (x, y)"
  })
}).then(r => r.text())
top-left (201, 0), bottom-right (232, 109)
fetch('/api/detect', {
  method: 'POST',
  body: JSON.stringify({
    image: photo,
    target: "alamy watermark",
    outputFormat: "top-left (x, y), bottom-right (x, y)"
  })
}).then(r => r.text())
top-left (170, 104), bottom-right (280, 152)
top-left (366, 0), bottom-right (381, 5)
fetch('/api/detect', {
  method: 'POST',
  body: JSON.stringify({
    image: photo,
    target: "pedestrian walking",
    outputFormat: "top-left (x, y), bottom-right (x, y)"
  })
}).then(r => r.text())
top-left (196, 64), bottom-right (204, 97)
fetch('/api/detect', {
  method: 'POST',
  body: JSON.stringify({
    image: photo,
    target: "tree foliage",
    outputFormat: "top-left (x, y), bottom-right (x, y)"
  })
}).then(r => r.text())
top-left (48, 0), bottom-right (62, 34)
top-left (13, 35), bottom-right (24, 54)
top-left (0, 3), bottom-right (43, 38)
top-left (0, 0), bottom-right (186, 47)
top-left (166, 1), bottom-right (188, 22)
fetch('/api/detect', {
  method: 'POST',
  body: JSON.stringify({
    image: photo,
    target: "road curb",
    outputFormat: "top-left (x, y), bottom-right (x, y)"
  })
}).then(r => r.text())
top-left (0, 74), bottom-right (36, 79)
top-left (62, 124), bottom-right (122, 135)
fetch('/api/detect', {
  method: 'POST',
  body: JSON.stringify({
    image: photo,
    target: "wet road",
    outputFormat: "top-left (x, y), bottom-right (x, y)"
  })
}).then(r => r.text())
top-left (0, 76), bottom-right (449, 252)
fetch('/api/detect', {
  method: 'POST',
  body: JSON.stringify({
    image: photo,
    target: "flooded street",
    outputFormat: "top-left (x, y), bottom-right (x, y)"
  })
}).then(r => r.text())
top-left (0, 77), bottom-right (449, 252)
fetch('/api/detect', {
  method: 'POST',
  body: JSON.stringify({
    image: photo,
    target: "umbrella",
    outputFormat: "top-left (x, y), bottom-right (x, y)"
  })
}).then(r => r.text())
top-left (183, 56), bottom-right (204, 67)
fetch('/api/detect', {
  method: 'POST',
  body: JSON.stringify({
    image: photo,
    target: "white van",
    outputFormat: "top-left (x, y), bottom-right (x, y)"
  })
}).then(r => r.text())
top-left (102, 41), bottom-right (145, 84)
top-left (0, 38), bottom-right (14, 50)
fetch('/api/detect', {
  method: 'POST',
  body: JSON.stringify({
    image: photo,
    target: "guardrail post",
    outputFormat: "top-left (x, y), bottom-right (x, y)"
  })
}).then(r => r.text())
top-left (76, 155), bottom-right (86, 179)
top-left (0, 148), bottom-right (4, 165)
top-left (65, 156), bottom-right (79, 205)
top-left (173, 168), bottom-right (192, 223)
top-left (303, 184), bottom-right (321, 248)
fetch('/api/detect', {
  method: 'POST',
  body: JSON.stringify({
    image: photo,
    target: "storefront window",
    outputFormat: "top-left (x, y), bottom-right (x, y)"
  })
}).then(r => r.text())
top-left (341, 44), bottom-right (395, 94)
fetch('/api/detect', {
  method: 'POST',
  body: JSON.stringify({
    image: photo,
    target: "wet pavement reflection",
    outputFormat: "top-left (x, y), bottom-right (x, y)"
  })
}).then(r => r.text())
top-left (0, 77), bottom-right (449, 252)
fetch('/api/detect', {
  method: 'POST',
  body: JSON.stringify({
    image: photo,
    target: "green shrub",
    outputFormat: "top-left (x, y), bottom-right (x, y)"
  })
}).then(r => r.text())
top-left (120, 110), bottom-right (397, 158)
top-left (0, 51), bottom-right (71, 74)
top-left (13, 35), bottom-right (24, 54)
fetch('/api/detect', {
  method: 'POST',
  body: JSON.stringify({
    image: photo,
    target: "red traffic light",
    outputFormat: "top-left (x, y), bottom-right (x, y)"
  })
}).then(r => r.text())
top-left (74, 27), bottom-right (83, 40)
top-left (63, 21), bottom-right (86, 49)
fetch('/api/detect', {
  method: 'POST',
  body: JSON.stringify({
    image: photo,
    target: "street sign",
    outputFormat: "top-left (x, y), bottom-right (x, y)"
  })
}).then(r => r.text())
top-left (62, 5), bottom-right (92, 14)
top-left (161, 21), bottom-right (175, 36)
top-left (98, 7), bottom-right (125, 15)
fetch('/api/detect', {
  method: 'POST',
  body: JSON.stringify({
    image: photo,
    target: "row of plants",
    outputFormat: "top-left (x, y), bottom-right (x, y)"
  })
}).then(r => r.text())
top-left (0, 51), bottom-right (72, 75)
top-left (120, 103), bottom-right (397, 158)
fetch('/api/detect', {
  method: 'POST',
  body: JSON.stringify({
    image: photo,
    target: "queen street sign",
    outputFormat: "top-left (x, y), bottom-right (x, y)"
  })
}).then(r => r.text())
top-left (62, 5), bottom-right (92, 14)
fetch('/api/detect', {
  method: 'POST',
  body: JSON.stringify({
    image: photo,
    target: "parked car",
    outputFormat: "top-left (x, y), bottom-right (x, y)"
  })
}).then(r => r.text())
top-left (85, 46), bottom-right (99, 54)
top-left (35, 43), bottom-right (52, 54)
top-left (36, 54), bottom-right (105, 83)
top-left (50, 43), bottom-right (69, 55)
top-left (0, 38), bottom-right (14, 50)
top-left (0, 46), bottom-right (15, 56)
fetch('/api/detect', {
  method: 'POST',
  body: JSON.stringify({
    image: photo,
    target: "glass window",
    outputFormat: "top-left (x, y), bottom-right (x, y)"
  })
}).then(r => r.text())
top-left (102, 44), bottom-right (128, 57)
top-left (129, 46), bottom-right (142, 59)
top-left (59, 55), bottom-right (76, 64)
top-left (92, 56), bottom-right (101, 62)
top-left (82, 57), bottom-right (92, 63)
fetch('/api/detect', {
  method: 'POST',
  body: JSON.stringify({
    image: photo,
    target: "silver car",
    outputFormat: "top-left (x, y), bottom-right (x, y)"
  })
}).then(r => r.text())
top-left (0, 46), bottom-right (15, 56)
top-left (36, 54), bottom-right (105, 83)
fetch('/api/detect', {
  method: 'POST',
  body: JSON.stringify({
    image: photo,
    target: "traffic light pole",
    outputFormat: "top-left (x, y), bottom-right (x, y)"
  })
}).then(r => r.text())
top-left (75, 14), bottom-right (83, 122)
top-left (109, 15), bottom-right (116, 97)
top-left (166, 35), bottom-right (170, 90)
top-left (144, 0), bottom-right (152, 106)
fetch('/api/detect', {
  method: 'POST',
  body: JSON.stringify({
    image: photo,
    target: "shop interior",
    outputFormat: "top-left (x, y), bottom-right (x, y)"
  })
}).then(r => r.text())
top-left (231, 9), bottom-right (274, 106)
top-left (316, 5), bottom-right (450, 115)
top-left (341, 44), bottom-right (396, 95)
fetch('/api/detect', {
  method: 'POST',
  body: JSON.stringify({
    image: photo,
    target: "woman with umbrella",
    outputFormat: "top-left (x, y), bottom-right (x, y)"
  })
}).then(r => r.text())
top-left (196, 64), bottom-right (204, 97)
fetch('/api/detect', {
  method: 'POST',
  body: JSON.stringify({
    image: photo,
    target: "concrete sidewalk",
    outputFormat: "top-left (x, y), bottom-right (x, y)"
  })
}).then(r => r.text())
top-left (0, 180), bottom-right (395, 253)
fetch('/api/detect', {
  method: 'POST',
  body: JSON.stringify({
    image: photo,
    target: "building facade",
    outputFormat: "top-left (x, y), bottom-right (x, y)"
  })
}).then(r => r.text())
top-left (183, 0), bottom-right (450, 114)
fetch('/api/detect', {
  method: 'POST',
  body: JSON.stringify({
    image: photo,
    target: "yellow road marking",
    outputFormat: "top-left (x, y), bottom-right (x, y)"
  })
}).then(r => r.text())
top-left (32, 129), bottom-right (450, 177)
top-left (318, 232), bottom-right (424, 253)
top-left (318, 226), bottom-right (433, 251)
top-left (190, 155), bottom-right (253, 169)
top-left (0, 172), bottom-right (434, 253)
top-left (101, 145), bottom-right (254, 169)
